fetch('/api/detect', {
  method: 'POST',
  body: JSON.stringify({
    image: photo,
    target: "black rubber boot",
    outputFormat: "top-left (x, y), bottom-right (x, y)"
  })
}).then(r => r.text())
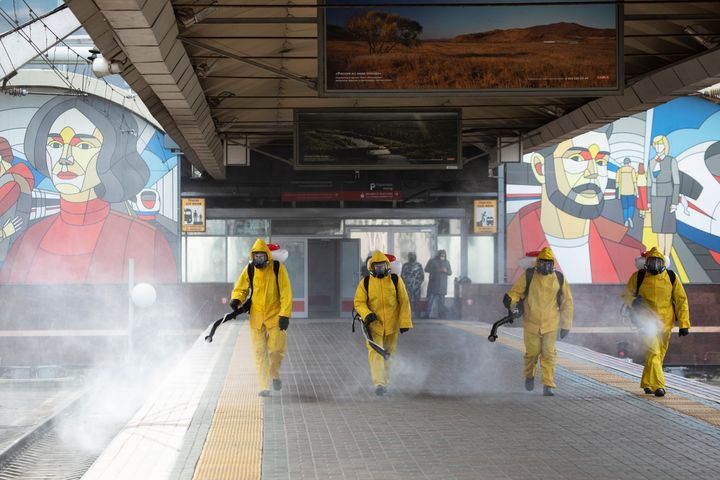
top-left (375, 385), bottom-right (387, 396)
top-left (273, 379), bottom-right (282, 391)
top-left (643, 388), bottom-right (653, 394)
top-left (543, 386), bottom-right (555, 396)
top-left (525, 377), bottom-right (535, 391)
top-left (654, 388), bottom-right (666, 397)
top-left (259, 390), bottom-right (271, 397)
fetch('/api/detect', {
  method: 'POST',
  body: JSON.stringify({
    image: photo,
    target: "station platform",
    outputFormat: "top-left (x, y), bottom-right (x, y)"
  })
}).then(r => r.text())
top-left (81, 319), bottom-right (720, 480)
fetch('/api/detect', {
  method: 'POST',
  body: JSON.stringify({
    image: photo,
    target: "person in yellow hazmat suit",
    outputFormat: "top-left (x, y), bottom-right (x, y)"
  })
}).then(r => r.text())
top-left (231, 238), bottom-right (292, 397)
top-left (354, 250), bottom-right (413, 396)
top-left (505, 247), bottom-right (573, 396)
top-left (622, 247), bottom-right (690, 397)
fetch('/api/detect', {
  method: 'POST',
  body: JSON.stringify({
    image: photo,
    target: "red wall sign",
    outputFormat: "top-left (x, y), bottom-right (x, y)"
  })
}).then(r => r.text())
top-left (282, 191), bottom-right (402, 202)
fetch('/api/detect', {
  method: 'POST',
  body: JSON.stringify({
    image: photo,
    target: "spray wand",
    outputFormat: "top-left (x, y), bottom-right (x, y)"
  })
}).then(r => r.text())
top-left (205, 295), bottom-right (252, 343)
top-left (488, 309), bottom-right (520, 342)
top-left (352, 309), bottom-right (390, 359)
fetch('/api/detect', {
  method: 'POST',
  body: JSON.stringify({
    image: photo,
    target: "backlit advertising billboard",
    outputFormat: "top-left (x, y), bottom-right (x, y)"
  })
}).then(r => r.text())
top-left (294, 109), bottom-right (461, 170)
top-left (321, 0), bottom-right (620, 95)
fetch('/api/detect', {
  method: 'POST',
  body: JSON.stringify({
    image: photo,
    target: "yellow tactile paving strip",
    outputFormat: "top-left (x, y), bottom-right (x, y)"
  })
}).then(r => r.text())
top-left (193, 324), bottom-right (262, 480)
top-left (447, 321), bottom-right (720, 428)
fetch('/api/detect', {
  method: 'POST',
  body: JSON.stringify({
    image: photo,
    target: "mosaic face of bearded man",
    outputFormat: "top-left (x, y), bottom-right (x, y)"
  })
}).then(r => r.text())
top-left (538, 130), bottom-right (611, 220)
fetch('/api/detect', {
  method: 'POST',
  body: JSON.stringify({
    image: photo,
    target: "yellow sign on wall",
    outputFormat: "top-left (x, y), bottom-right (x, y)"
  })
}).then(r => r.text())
top-left (474, 199), bottom-right (497, 234)
top-left (182, 198), bottom-right (206, 232)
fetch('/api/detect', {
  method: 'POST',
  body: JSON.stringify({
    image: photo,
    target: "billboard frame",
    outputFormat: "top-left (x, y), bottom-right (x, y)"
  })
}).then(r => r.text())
top-left (317, 0), bottom-right (624, 97)
top-left (293, 107), bottom-right (463, 170)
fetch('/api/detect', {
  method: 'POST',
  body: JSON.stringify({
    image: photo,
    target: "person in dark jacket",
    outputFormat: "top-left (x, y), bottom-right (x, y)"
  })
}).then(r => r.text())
top-left (424, 249), bottom-right (452, 318)
top-left (401, 252), bottom-right (424, 317)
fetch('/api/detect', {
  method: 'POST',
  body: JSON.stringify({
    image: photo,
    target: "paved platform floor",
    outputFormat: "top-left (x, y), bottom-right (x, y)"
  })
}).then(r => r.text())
top-left (81, 319), bottom-right (720, 480)
top-left (262, 321), bottom-right (720, 480)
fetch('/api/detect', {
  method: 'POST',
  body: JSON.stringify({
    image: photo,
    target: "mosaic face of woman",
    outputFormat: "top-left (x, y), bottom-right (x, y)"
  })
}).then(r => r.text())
top-left (46, 109), bottom-right (103, 196)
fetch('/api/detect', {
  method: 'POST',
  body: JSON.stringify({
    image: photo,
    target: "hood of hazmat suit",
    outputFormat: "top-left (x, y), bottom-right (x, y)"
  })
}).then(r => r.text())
top-left (536, 247), bottom-right (554, 261)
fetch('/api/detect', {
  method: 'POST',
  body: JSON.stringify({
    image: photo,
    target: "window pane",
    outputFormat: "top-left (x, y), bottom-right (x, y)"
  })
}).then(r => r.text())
top-left (186, 237), bottom-right (226, 282)
top-left (186, 219), bottom-right (226, 235)
top-left (272, 219), bottom-right (342, 235)
top-left (227, 237), bottom-right (259, 282)
top-left (279, 239), bottom-right (306, 298)
top-left (437, 236), bottom-right (461, 297)
top-left (350, 231), bottom-right (388, 268)
top-left (393, 230), bottom-right (434, 297)
top-left (345, 219), bottom-right (435, 226)
top-left (227, 219), bottom-right (270, 236)
top-left (205, 220), bottom-right (226, 235)
top-left (467, 236), bottom-right (495, 284)
top-left (438, 219), bottom-right (462, 235)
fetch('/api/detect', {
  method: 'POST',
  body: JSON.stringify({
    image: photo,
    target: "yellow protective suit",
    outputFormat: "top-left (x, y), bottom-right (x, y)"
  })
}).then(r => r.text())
top-left (506, 248), bottom-right (573, 388)
top-left (231, 238), bottom-right (293, 390)
top-left (622, 248), bottom-right (690, 391)
top-left (353, 250), bottom-right (413, 387)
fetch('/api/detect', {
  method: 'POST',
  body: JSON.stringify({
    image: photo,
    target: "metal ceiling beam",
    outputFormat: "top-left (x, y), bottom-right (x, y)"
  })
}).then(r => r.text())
top-left (624, 52), bottom-right (691, 57)
top-left (180, 37), bottom-right (317, 89)
top-left (208, 105), bottom-right (570, 111)
top-left (625, 32), bottom-right (720, 38)
top-left (526, 45), bottom-right (720, 150)
top-left (189, 55), bottom-right (316, 59)
top-left (206, 100), bottom-right (585, 108)
top-left (196, 17), bottom-right (318, 24)
top-left (182, 36), bottom-right (317, 39)
top-left (248, 146), bottom-right (293, 165)
top-left (625, 14), bottom-right (720, 21)
top-left (173, 1), bottom-right (720, 8)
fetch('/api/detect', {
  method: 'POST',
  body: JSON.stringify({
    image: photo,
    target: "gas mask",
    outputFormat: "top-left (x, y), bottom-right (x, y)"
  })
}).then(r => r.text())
top-left (252, 252), bottom-right (268, 268)
top-left (371, 262), bottom-right (389, 279)
top-left (536, 259), bottom-right (555, 276)
top-left (645, 257), bottom-right (665, 275)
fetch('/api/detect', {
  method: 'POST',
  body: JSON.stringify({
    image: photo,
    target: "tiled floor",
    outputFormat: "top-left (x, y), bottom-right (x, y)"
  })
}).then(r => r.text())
top-left (261, 320), bottom-right (720, 480)
top-left (67, 319), bottom-right (720, 480)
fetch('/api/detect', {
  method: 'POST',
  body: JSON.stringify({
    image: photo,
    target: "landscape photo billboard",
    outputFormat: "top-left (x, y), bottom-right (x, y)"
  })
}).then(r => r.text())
top-left (321, 0), bottom-right (620, 94)
top-left (295, 109), bottom-right (461, 170)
